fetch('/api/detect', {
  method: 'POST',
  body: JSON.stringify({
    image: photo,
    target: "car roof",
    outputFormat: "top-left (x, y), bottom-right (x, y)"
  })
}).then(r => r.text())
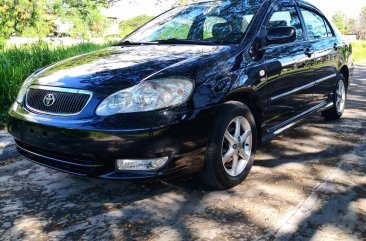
top-left (185, 0), bottom-right (319, 8)
top-left (181, 0), bottom-right (323, 16)
top-left (296, 0), bottom-right (318, 8)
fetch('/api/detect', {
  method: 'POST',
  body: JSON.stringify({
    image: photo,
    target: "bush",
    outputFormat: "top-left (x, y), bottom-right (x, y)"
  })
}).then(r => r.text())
top-left (0, 42), bottom-right (111, 127)
top-left (352, 41), bottom-right (366, 63)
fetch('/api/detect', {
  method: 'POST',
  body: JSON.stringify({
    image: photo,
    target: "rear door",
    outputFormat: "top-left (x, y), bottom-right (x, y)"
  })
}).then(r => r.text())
top-left (261, 2), bottom-right (315, 129)
top-left (299, 7), bottom-right (338, 104)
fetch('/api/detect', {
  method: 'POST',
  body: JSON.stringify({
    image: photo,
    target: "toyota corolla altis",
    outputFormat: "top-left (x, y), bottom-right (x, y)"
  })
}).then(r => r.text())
top-left (8, 0), bottom-right (353, 189)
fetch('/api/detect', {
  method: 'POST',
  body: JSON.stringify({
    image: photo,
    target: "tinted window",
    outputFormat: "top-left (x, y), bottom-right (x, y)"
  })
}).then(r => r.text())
top-left (267, 6), bottom-right (304, 43)
top-left (301, 9), bottom-right (333, 40)
top-left (324, 19), bottom-right (334, 37)
top-left (125, 0), bottom-right (262, 45)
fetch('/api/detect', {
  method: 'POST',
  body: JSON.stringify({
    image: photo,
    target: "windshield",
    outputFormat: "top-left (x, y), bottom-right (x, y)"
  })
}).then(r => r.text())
top-left (124, 0), bottom-right (262, 45)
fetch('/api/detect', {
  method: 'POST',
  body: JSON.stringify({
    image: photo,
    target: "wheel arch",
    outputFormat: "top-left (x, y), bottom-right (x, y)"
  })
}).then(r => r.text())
top-left (339, 65), bottom-right (350, 85)
top-left (222, 89), bottom-right (264, 143)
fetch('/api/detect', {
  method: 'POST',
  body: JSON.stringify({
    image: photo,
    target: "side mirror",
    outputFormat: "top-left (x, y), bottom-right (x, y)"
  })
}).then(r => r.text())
top-left (266, 26), bottom-right (296, 45)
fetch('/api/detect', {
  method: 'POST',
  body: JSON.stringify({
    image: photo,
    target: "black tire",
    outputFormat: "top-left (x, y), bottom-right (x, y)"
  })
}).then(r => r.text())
top-left (200, 101), bottom-right (257, 189)
top-left (321, 74), bottom-right (347, 120)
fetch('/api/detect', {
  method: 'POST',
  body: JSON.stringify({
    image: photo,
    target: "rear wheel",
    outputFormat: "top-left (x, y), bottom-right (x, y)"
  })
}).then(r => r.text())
top-left (322, 74), bottom-right (347, 120)
top-left (200, 101), bottom-right (257, 189)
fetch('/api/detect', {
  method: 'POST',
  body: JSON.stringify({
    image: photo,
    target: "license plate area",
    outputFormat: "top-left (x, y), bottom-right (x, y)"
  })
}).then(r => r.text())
top-left (22, 125), bottom-right (59, 149)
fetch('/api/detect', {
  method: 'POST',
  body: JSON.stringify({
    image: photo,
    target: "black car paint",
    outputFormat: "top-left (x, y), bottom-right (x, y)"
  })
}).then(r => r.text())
top-left (8, 0), bottom-right (353, 180)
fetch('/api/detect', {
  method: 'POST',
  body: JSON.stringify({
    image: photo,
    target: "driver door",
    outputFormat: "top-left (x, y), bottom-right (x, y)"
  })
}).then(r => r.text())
top-left (260, 3), bottom-right (315, 130)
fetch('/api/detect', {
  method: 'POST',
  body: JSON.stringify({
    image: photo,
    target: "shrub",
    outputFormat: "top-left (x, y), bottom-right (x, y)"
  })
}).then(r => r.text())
top-left (0, 42), bottom-right (111, 126)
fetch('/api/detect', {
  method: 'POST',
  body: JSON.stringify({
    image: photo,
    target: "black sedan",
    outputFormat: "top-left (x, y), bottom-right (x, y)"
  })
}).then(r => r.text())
top-left (8, 0), bottom-right (353, 189)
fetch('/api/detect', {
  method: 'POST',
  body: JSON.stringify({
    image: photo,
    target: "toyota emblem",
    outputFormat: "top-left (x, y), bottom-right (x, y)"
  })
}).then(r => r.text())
top-left (43, 94), bottom-right (56, 107)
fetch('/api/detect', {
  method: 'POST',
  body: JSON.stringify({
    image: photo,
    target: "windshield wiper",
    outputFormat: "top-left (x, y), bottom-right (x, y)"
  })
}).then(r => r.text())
top-left (155, 38), bottom-right (215, 45)
top-left (116, 39), bottom-right (216, 46)
top-left (115, 41), bottom-right (158, 46)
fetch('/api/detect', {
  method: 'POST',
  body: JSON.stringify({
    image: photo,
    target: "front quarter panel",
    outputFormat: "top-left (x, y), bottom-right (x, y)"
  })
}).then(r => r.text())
top-left (338, 37), bottom-right (354, 81)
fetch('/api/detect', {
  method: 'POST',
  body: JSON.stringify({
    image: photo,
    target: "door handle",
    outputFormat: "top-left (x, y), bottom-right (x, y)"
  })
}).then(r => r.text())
top-left (305, 48), bottom-right (314, 58)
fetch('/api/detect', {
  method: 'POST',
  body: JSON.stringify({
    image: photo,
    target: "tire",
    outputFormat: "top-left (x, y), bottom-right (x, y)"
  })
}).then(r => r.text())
top-left (321, 74), bottom-right (347, 120)
top-left (200, 101), bottom-right (257, 189)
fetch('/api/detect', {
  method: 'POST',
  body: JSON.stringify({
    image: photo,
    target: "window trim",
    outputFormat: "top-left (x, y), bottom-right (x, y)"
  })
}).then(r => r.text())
top-left (322, 17), bottom-right (335, 38)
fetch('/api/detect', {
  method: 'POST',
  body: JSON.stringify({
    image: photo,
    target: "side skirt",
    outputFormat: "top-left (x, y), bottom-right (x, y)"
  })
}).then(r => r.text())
top-left (261, 100), bottom-right (332, 143)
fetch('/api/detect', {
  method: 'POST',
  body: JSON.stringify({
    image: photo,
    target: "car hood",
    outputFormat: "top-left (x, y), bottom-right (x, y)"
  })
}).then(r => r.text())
top-left (32, 45), bottom-right (227, 97)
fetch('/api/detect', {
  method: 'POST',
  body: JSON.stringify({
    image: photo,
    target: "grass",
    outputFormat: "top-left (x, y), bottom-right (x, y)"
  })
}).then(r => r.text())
top-left (352, 41), bottom-right (366, 64)
top-left (0, 42), bottom-right (111, 128)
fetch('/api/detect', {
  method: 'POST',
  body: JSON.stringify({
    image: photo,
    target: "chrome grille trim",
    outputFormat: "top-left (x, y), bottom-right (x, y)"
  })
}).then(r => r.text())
top-left (25, 85), bottom-right (93, 116)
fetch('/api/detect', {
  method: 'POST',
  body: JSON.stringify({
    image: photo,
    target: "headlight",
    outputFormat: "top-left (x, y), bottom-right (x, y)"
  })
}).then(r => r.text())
top-left (96, 78), bottom-right (194, 116)
top-left (16, 75), bottom-right (35, 104)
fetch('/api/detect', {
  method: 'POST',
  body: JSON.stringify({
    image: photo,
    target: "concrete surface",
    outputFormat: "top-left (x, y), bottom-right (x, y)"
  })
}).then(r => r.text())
top-left (1, 65), bottom-right (366, 241)
top-left (0, 130), bottom-right (17, 161)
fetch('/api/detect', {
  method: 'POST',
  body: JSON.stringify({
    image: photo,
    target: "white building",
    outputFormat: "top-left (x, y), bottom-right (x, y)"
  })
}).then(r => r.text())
top-left (101, 10), bottom-right (122, 37)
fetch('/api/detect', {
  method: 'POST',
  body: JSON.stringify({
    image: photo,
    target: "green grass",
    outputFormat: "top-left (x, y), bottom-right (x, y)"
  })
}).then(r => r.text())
top-left (0, 42), bottom-right (111, 128)
top-left (352, 41), bottom-right (366, 64)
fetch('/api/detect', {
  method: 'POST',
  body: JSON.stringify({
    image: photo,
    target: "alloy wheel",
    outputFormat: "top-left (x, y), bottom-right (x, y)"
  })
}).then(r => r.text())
top-left (336, 80), bottom-right (346, 113)
top-left (221, 116), bottom-right (252, 177)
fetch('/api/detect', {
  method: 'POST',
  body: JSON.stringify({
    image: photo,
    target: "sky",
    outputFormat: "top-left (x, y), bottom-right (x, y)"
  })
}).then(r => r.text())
top-left (105, 0), bottom-right (176, 20)
top-left (306, 0), bottom-right (366, 18)
top-left (107, 0), bottom-right (366, 20)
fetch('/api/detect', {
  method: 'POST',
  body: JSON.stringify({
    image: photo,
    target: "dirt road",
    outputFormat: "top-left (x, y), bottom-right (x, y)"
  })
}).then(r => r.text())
top-left (1, 65), bottom-right (365, 241)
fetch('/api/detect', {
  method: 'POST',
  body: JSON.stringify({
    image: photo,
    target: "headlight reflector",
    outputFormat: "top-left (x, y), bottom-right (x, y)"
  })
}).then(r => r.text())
top-left (96, 78), bottom-right (193, 116)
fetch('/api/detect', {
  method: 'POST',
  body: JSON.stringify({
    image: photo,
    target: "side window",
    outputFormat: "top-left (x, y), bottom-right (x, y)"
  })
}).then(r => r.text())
top-left (266, 6), bottom-right (304, 43)
top-left (324, 19), bottom-right (334, 37)
top-left (300, 9), bottom-right (332, 40)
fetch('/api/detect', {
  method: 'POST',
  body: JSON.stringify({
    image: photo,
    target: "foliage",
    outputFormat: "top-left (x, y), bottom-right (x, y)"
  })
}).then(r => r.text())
top-left (53, 0), bottom-right (111, 39)
top-left (0, 0), bottom-right (54, 46)
top-left (0, 42), bottom-right (111, 126)
top-left (119, 15), bottom-right (154, 38)
top-left (0, 0), bottom-right (111, 43)
top-left (157, 0), bottom-right (203, 6)
top-left (357, 7), bottom-right (366, 40)
top-left (332, 12), bottom-right (356, 35)
top-left (352, 41), bottom-right (366, 63)
top-left (332, 6), bottom-right (366, 40)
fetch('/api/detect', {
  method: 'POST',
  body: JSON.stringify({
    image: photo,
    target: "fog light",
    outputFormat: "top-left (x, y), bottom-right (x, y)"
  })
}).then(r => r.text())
top-left (116, 157), bottom-right (169, 171)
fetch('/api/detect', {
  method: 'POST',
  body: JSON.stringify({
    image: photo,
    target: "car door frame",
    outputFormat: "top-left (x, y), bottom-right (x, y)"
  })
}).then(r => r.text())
top-left (297, 3), bottom-right (340, 105)
top-left (257, 0), bottom-right (317, 133)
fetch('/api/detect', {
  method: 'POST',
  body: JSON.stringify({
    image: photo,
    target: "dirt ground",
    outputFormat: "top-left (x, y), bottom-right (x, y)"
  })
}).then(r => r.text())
top-left (0, 65), bottom-right (365, 241)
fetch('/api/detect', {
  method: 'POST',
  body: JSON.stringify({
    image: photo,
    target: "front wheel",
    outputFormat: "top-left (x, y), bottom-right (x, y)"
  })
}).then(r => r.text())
top-left (322, 74), bottom-right (347, 120)
top-left (200, 101), bottom-right (257, 189)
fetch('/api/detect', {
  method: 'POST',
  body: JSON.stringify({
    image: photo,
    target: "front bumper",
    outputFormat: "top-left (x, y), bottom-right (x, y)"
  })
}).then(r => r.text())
top-left (8, 103), bottom-right (218, 180)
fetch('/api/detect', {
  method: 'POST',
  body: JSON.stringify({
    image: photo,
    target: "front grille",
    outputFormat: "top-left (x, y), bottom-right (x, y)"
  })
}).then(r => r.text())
top-left (26, 86), bottom-right (92, 115)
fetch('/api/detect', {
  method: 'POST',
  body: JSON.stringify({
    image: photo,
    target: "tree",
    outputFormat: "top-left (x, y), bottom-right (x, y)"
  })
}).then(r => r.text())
top-left (0, 0), bottom-right (53, 43)
top-left (332, 12), bottom-right (356, 35)
top-left (358, 6), bottom-right (366, 40)
top-left (109, 0), bottom-right (202, 7)
top-left (0, 0), bottom-right (111, 45)
top-left (53, 0), bottom-right (111, 39)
